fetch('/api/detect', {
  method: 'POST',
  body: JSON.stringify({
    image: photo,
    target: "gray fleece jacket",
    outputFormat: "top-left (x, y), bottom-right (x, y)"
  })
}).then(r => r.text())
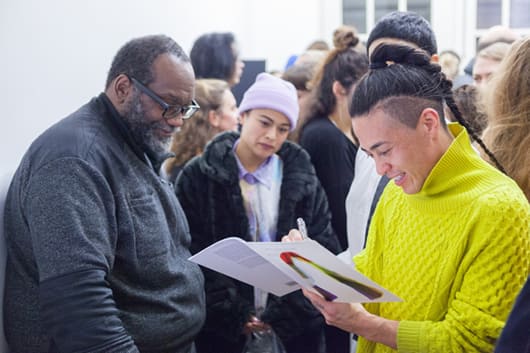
top-left (3, 93), bottom-right (205, 353)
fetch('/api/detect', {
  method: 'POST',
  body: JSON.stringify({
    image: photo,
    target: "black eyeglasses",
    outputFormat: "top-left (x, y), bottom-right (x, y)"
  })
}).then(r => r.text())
top-left (129, 77), bottom-right (200, 119)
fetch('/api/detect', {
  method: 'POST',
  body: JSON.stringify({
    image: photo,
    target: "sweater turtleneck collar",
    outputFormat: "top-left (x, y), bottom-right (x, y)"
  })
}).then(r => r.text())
top-left (404, 123), bottom-right (505, 213)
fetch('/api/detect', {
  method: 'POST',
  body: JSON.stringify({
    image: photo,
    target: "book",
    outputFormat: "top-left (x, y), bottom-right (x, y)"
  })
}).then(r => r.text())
top-left (189, 237), bottom-right (401, 303)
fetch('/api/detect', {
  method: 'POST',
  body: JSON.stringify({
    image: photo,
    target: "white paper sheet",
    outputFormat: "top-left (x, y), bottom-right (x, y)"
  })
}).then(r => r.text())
top-left (189, 237), bottom-right (401, 303)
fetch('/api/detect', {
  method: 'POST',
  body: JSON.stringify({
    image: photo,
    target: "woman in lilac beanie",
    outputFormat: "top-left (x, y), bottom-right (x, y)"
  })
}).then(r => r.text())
top-left (176, 73), bottom-right (340, 353)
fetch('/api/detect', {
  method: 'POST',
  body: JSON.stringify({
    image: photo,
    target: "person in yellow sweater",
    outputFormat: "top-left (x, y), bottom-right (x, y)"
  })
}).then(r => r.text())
top-left (284, 43), bottom-right (530, 353)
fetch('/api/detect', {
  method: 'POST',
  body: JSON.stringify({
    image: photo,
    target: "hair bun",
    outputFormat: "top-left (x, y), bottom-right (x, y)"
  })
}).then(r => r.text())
top-left (333, 25), bottom-right (359, 50)
top-left (370, 43), bottom-right (431, 68)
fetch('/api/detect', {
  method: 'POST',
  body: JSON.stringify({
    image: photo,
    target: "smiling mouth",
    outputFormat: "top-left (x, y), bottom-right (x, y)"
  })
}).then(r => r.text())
top-left (392, 173), bottom-right (406, 186)
top-left (157, 128), bottom-right (176, 137)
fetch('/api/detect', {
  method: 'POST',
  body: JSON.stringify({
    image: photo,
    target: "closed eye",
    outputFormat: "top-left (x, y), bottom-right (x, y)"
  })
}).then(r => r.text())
top-left (378, 148), bottom-right (391, 157)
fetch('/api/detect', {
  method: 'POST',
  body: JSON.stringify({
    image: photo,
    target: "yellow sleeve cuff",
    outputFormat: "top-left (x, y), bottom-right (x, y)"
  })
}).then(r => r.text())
top-left (397, 320), bottom-right (424, 353)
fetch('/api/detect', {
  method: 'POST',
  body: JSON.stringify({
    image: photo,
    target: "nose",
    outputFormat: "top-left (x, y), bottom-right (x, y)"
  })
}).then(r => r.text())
top-left (265, 126), bottom-right (277, 140)
top-left (165, 115), bottom-right (184, 128)
top-left (375, 159), bottom-right (391, 176)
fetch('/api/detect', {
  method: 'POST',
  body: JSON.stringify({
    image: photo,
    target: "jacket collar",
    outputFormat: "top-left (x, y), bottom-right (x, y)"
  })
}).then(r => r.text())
top-left (200, 131), bottom-right (318, 194)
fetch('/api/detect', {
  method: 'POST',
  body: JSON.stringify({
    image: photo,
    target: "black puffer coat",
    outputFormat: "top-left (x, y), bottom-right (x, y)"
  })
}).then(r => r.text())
top-left (175, 131), bottom-right (340, 353)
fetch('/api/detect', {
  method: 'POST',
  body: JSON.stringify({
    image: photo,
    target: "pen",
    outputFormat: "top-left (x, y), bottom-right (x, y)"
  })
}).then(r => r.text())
top-left (296, 217), bottom-right (308, 239)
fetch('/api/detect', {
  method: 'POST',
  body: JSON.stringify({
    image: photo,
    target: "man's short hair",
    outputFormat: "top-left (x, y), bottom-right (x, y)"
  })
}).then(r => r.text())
top-left (105, 34), bottom-right (188, 89)
top-left (366, 11), bottom-right (438, 55)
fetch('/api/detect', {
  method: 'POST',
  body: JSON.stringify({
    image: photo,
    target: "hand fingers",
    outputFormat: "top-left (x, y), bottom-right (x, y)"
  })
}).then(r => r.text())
top-left (281, 229), bottom-right (304, 242)
top-left (303, 288), bottom-right (328, 312)
top-left (245, 320), bottom-right (271, 333)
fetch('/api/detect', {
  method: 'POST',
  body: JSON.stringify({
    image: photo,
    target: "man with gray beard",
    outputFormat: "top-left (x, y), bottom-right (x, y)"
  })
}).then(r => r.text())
top-left (3, 34), bottom-right (205, 353)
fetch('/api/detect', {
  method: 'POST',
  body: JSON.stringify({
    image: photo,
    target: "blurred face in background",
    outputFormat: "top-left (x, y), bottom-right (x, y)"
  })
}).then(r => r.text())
top-left (473, 56), bottom-right (501, 89)
top-left (209, 88), bottom-right (239, 132)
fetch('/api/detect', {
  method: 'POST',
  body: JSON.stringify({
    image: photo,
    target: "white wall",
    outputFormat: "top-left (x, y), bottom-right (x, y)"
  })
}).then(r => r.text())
top-left (0, 0), bottom-right (341, 172)
top-left (431, 0), bottom-right (476, 67)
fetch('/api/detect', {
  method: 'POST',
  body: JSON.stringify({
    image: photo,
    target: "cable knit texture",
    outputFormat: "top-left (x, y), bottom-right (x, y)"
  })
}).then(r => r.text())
top-left (354, 123), bottom-right (530, 353)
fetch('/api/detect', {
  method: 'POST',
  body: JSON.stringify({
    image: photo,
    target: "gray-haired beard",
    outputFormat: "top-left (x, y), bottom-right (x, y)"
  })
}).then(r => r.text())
top-left (122, 91), bottom-right (175, 155)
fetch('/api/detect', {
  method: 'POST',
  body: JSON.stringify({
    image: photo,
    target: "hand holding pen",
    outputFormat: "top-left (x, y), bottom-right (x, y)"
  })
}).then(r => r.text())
top-left (297, 217), bottom-right (308, 240)
top-left (281, 218), bottom-right (309, 242)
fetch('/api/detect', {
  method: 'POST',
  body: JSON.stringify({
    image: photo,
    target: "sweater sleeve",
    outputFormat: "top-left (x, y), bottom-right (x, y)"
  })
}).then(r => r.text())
top-left (24, 158), bottom-right (138, 353)
top-left (397, 196), bottom-right (530, 353)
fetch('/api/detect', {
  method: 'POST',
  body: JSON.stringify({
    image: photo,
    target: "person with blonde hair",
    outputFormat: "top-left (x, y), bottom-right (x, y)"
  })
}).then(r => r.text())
top-left (165, 79), bottom-right (239, 181)
top-left (438, 49), bottom-right (461, 81)
top-left (482, 37), bottom-right (530, 201)
top-left (472, 42), bottom-right (511, 89)
top-left (461, 25), bottom-right (519, 85)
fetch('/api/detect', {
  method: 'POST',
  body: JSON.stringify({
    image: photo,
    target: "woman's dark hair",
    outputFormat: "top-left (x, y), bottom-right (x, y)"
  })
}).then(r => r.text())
top-left (190, 32), bottom-right (236, 81)
top-left (350, 44), bottom-right (505, 173)
top-left (303, 26), bottom-right (368, 124)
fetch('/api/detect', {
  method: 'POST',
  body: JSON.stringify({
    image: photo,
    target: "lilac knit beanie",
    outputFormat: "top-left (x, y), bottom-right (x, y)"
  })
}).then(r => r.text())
top-left (239, 73), bottom-right (299, 131)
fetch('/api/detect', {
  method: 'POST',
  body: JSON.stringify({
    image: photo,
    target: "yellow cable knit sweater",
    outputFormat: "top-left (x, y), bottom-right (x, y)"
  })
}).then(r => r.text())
top-left (354, 123), bottom-right (530, 353)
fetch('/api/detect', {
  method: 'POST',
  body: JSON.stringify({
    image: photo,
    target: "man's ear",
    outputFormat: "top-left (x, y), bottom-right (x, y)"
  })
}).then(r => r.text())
top-left (114, 74), bottom-right (133, 103)
top-left (105, 74), bottom-right (134, 115)
top-left (208, 109), bottom-right (220, 128)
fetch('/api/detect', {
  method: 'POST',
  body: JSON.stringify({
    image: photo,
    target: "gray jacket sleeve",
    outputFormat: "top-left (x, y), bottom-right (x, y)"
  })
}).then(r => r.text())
top-left (25, 158), bottom-right (138, 353)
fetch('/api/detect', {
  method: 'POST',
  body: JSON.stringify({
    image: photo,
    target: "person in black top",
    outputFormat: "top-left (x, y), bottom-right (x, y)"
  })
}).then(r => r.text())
top-left (299, 26), bottom-right (368, 254)
top-left (298, 26), bottom-right (368, 353)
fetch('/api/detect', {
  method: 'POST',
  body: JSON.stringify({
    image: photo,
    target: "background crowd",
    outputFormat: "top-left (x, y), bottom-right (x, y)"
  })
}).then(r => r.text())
top-left (1, 6), bottom-right (529, 353)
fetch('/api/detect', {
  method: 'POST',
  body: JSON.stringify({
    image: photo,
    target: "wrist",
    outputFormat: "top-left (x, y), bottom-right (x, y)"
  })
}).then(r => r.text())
top-left (359, 312), bottom-right (398, 349)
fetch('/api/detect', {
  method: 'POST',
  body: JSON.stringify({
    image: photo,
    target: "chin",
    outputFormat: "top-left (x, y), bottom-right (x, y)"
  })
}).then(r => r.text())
top-left (148, 138), bottom-right (172, 155)
top-left (402, 183), bottom-right (422, 194)
top-left (254, 149), bottom-right (273, 160)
